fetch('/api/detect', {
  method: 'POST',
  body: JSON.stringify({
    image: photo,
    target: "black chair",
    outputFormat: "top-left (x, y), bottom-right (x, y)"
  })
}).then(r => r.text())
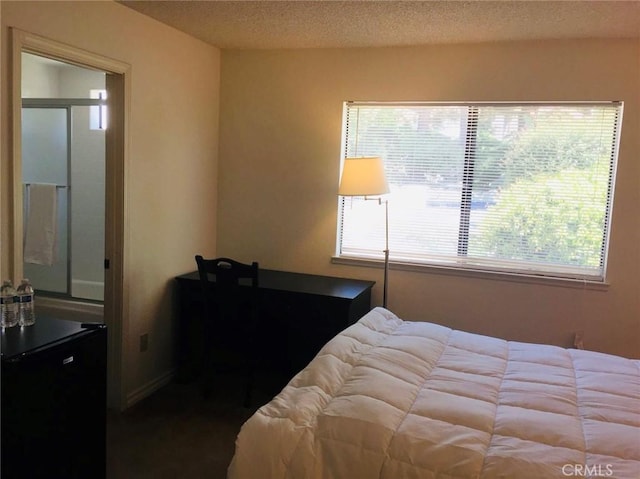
top-left (194, 255), bottom-right (260, 407)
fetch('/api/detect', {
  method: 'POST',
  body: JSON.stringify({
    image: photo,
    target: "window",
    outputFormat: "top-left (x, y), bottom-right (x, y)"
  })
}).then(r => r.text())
top-left (90, 89), bottom-right (107, 130)
top-left (337, 101), bottom-right (622, 282)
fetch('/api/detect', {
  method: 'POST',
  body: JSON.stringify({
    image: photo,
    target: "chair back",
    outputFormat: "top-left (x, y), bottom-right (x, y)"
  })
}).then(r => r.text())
top-left (194, 256), bottom-right (260, 405)
top-left (194, 255), bottom-right (259, 329)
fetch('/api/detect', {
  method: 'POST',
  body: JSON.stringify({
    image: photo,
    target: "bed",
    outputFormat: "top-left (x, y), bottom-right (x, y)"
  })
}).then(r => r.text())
top-left (228, 307), bottom-right (640, 479)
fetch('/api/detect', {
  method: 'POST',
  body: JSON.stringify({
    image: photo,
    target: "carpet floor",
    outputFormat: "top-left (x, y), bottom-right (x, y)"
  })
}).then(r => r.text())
top-left (106, 374), bottom-right (283, 479)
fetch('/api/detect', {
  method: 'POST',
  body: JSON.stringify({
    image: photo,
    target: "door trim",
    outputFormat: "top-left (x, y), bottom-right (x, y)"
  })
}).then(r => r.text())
top-left (11, 28), bottom-right (131, 411)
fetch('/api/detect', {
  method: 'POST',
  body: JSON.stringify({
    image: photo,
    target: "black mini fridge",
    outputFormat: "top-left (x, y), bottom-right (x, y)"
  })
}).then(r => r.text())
top-left (1, 316), bottom-right (107, 479)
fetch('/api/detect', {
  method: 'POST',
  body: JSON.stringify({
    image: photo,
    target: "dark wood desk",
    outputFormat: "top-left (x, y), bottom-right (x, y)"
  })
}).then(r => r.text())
top-left (175, 269), bottom-right (375, 382)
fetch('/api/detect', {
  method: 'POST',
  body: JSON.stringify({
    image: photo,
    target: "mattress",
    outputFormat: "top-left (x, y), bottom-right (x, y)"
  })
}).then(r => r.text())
top-left (228, 307), bottom-right (640, 479)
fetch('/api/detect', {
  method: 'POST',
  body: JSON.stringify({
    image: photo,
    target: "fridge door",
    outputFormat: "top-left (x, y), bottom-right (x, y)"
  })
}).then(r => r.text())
top-left (1, 321), bottom-right (107, 479)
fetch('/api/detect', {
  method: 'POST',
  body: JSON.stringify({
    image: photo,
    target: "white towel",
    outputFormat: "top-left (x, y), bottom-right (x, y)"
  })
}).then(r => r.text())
top-left (24, 183), bottom-right (58, 266)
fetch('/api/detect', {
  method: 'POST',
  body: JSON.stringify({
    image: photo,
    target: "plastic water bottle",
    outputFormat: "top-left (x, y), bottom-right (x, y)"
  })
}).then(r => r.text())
top-left (1, 280), bottom-right (19, 328)
top-left (17, 279), bottom-right (35, 326)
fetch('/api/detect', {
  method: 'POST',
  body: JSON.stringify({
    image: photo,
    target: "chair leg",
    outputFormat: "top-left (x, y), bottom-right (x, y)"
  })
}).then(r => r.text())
top-left (243, 360), bottom-right (256, 408)
top-left (243, 382), bottom-right (252, 408)
top-left (201, 345), bottom-right (215, 399)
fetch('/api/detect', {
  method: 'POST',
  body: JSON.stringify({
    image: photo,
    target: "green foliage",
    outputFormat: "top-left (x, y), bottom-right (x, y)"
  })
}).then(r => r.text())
top-left (474, 109), bottom-right (613, 192)
top-left (472, 128), bottom-right (510, 192)
top-left (349, 107), bottom-right (466, 184)
top-left (472, 164), bottom-right (609, 267)
top-left (501, 126), bottom-right (611, 186)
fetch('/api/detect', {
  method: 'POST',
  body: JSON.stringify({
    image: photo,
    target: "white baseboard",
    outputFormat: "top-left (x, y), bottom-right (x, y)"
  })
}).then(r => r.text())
top-left (125, 368), bottom-right (176, 409)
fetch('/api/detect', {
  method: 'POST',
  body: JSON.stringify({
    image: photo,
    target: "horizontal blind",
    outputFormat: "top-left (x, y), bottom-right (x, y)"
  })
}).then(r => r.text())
top-left (338, 101), bottom-right (622, 280)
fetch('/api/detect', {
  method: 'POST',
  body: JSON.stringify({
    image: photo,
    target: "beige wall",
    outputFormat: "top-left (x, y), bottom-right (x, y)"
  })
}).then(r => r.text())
top-left (1, 1), bottom-right (220, 405)
top-left (1, 2), bottom-right (637, 408)
top-left (218, 40), bottom-right (640, 358)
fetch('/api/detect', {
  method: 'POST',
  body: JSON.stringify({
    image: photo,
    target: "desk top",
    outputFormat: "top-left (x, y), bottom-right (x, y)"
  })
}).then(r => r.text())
top-left (176, 269), bottom-right (375, 300)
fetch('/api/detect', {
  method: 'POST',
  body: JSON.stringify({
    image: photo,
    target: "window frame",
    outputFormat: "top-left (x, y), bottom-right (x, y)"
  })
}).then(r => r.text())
top-left (335, 101), bottom-right (623, 286)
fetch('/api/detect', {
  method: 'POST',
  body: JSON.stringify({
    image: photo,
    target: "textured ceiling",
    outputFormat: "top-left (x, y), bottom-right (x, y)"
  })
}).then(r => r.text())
top-left (119, 0), bottom-right (640, 50)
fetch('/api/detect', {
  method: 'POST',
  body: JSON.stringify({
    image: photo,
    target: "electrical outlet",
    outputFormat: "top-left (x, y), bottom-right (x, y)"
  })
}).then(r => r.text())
top-left (573, 331), bottom-right (585, 350)
top-left (140, 333), bottom-right (149, 352)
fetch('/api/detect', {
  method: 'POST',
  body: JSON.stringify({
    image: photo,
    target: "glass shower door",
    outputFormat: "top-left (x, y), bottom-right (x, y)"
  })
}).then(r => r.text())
top-left (22, 107), bottom-right (69, 294)
top-left (69, 105), bottom-right (105, 301)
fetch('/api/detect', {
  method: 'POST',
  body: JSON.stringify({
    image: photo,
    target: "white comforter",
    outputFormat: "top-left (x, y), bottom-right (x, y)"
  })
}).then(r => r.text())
top-left (228, 308), bottom-right (640, 479)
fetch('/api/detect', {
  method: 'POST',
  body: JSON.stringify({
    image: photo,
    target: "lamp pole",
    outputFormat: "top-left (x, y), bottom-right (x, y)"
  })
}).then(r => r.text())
top-left (382, 198), bottom-right (389, 309)
top-left (338, 156), bottom-right (390, 309)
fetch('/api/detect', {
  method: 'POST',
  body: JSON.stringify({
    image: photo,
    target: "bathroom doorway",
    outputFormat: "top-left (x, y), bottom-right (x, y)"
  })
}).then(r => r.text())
top-left (21, 54), bottom-right (106, 304)
top-left (13, 30), bottom-right (130, 410)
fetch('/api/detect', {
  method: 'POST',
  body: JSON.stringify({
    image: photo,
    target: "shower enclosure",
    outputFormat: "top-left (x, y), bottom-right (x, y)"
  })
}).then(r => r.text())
top-left (21, 53), bottom-right (106, 303)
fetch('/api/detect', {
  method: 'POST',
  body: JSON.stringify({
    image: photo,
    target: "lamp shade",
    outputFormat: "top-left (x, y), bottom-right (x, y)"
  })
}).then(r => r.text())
top-left (338, 157), bottom-right (389, 196)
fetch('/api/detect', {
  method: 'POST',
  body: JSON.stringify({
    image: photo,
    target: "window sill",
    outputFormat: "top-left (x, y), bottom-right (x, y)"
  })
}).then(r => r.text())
top-left (331, 256), bottom-right (610, 291)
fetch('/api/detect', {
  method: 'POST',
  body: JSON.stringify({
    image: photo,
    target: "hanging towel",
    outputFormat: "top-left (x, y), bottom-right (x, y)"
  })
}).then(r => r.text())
top-left (24, 183), bottom-right (58, 266)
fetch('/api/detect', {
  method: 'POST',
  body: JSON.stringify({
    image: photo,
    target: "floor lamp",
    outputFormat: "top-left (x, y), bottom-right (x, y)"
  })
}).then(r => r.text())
top-left (338, 157), bottom-right (390, 308)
